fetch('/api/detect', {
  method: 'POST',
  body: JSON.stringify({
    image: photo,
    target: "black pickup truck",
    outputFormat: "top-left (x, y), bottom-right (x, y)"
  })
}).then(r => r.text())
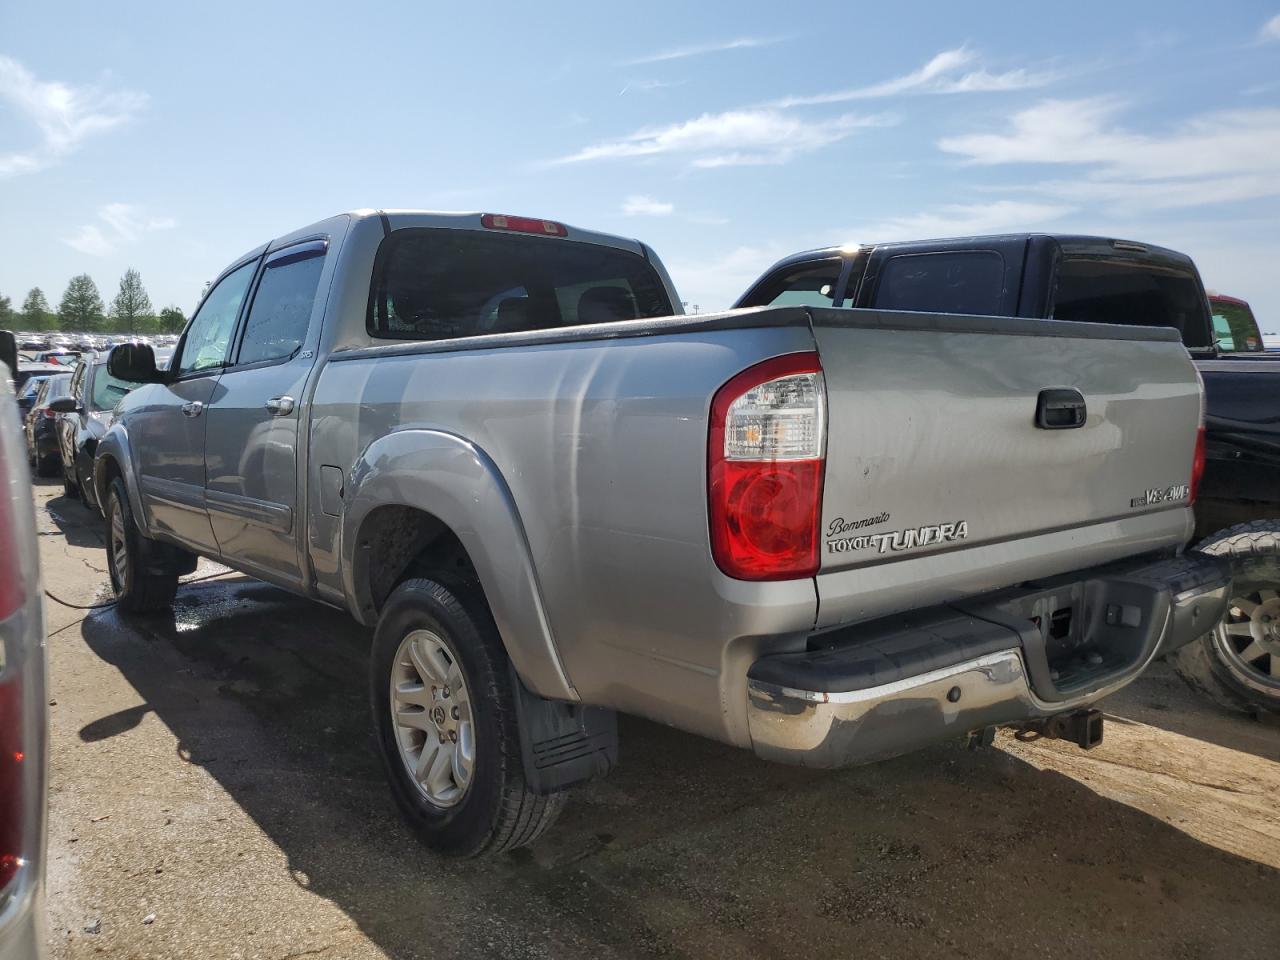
top-left (739, 235), bottom-right (1280, 715)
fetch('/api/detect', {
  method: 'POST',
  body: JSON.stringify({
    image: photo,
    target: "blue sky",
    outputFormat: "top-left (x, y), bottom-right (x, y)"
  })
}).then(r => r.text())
top-left (2, 1), bottom-right (1280, 330)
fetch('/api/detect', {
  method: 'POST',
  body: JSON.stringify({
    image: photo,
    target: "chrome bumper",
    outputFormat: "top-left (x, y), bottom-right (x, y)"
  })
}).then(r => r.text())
top-left (747, 554), bottom-right (1230, 768)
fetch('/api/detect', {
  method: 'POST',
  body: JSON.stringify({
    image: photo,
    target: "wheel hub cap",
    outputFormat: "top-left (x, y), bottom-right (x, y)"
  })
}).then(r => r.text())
top-left (1217, 588), bottom-right (1280, 686)
top-left (389, 629), bottom-right (474, 808)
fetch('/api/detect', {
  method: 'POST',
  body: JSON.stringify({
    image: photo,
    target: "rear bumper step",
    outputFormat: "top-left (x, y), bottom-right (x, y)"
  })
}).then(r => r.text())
top-left (746, 552), bottom-right (1229, 768)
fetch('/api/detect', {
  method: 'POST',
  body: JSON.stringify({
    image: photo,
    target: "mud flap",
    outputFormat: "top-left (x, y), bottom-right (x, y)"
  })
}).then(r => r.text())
top-left (511, 666), bottom-right (618, 794)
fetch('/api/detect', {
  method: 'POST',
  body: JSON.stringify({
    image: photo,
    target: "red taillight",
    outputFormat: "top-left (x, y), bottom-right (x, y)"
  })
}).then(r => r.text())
top-left (42, 407), bottom-right (57, 419)
top-left (1190, 425), bottom-right (1206, 505)
top-left (708, 353), bottom-right (826, 580)
top-left (480, 213), bottom-right (568, 237)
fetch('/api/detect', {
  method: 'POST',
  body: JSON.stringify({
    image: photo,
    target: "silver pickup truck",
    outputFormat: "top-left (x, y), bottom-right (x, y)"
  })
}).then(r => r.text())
top-left (96, 210), bottom-right (1229, 856)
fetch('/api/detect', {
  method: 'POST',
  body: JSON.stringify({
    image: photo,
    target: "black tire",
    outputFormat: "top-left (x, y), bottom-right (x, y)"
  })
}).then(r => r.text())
top-left (1170, 520), bottom-right (1280, 715)
top-left (105, 477), bottom-right (180, 614)
top-left (35, 452), bottom-right (60, 478)
top-left (370, 577), bottom-right (563, 857)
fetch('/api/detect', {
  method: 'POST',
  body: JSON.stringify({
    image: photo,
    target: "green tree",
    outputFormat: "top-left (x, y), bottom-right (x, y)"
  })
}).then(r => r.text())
top-left (0, 293), bottom-right (14, 328)
top-left (21, 287), bottom-right (53, 331)
top-left (110, 268), bottom-right (154, 334)
top-left (58, 274), bottom-right (105, 332)
top-left (157, 305), bottom-right (186, 334)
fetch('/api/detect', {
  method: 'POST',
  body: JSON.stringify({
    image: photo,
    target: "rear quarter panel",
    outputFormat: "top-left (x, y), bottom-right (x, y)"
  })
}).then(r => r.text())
top-left (309, 317), bottom-right (820, 744)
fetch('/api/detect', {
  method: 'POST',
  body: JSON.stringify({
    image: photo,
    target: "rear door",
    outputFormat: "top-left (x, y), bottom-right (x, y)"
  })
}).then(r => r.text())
top-left (203, 239), bottom-right (328, 587)
top-left (133, 258), bottom-right (258, 552)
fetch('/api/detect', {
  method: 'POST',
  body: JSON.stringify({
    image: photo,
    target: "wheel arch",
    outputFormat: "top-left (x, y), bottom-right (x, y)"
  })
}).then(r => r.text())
top-left (94, 427), bottom-right (147, 529)
top-left (342, 429), bottom-right (576, 702)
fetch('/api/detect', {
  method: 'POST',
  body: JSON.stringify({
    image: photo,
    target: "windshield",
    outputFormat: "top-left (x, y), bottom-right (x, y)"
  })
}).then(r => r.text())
top-left (368, 228), bottom-right (673, 341)
top-left (1052, 258), bottom-right (1212, 348)
top-left (90, 365), bottom-right (139, 412)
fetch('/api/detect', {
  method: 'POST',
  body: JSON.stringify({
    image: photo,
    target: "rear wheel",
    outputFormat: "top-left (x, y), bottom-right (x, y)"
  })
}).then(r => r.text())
top-left (370, 577), bottom-right (563, 857)
top-left (105, 478), bottom-right (180, 614)
top-left (1171, 520), bottom-right (1280, 715)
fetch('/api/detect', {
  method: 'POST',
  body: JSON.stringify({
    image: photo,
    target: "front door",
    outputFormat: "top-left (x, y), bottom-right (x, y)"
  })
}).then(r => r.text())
top-left (204, 239), bottom-right (328, 587)
top-left (135, 258), bottom-right (259, 553)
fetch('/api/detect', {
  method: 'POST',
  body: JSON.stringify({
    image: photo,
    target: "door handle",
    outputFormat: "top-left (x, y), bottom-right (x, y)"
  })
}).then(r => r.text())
top-left (181, 401), bottom-right (204, 418)
top-left (265, 396), bottom-right (296, 417)
top-left (1035, 389), bottom-right (1086, 429)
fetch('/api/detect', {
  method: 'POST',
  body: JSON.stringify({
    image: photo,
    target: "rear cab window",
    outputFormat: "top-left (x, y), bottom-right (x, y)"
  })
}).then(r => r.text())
top-left (736, 259), bottom-right (843, 309)
top-left (368, 229), bottom-right (673, 341)
top-left (1051, 257), bottom-right (1212, 348)
top-left (1210, 299), bottom-right (1263, 353)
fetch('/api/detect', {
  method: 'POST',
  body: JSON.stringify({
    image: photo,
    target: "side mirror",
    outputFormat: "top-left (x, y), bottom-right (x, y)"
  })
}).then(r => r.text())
top-left (47, 397), bottom-right (80, 414)
top-left (0, 331), bottom-right (16, 380)
top-left (107, 343), bottom-right (163, 383)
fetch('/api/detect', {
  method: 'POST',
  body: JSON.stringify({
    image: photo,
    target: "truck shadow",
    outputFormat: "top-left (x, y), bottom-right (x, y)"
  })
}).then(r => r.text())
top-left (78, 579), bottom-right (1280, 960)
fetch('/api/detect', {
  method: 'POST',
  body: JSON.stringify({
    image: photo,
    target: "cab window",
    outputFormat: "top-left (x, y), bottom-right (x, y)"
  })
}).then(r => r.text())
top-left (738, 260), bottom-right (842, 309)
top-left (176, 260), bottom-right (258, 376)
top-left (1210, 300), bottom-right (1262, 353)
top-left (236, 242), bottom-right (327, 366)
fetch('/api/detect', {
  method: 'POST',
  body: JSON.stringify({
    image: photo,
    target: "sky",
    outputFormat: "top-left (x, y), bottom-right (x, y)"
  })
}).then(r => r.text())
top-left (2, 1), bottom-right (1280, 334)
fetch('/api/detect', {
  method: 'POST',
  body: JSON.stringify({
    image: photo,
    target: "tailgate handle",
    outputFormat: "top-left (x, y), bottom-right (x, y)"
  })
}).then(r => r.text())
top-left (1036, 389), bottom-right (1086, 430)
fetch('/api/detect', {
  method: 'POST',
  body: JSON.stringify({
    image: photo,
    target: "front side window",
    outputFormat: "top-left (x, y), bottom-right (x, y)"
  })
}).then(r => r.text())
top-left (237, 243), bottom-right (326, 366)
top-left (1051, 258), bottom-right (1211, 348)
top-left (874, 251), bottom-right (1006, 316)
top-left (90, 366), bottom-right (139, 412)
top-left (177, 259), bottom-right (258, 376)
top-left (368, 229), bottom-right (672, 341)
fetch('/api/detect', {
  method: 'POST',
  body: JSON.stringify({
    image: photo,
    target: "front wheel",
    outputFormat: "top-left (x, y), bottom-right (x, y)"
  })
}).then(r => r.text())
top-left (105, 478), bottom-right (180, 614)
top-left (370, 578), bottom-right (563, 857)
top-left (1171, 520), bottom-right (1280, 715)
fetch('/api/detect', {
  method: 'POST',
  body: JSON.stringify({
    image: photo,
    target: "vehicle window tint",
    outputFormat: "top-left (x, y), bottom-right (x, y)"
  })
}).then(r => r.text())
top-left (874, 251), bottom-right (1005, 315)
top-left (44, 375), bottom-right (70, 400)
top-left (238, 245), bottom-right (326, 366)
top-left (177, 260), bottom-right (258, 376)
top-left (90, 366), bottom-right (139, 412)
top-left (1210, 300), bottom-right (1261, 353)
top-left (21, 377), bottom-right (47, 401)
top-left (738, 260), bottom-right (842, 309)
top-left (368, 229), bottom-right (673, 341)
top-left (1052, 258), bottom-right (1211, 348)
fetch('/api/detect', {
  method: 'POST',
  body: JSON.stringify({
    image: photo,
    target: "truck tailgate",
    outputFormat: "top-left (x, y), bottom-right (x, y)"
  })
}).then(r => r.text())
top-left (812, 308), bottom-right (1200, 577)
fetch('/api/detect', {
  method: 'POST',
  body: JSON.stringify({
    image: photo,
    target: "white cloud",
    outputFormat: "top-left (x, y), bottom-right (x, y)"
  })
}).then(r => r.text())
top-left (1260, 14), bottom-right (1280, 42)
top-left (840, 200), bottom-right (1075, 244)
top-left (766, 47), bottom-right (1053, 108)
top-left (555, 109), bottom-right (894, 167)
top-left (939, 99), bottom-right (1280, 211)
top-left (0, 55), bottom-right (146, 177)
top-left (64, 203), bottom-right (176, 257)
top-left (624, 36), bottom-right (782, 66)
top-left (622, 195), bottom-right (674, 216)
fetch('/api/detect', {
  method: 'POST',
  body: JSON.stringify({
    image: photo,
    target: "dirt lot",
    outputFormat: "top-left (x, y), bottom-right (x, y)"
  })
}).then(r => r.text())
top-left (34, 479), bottom-right (1280, 960)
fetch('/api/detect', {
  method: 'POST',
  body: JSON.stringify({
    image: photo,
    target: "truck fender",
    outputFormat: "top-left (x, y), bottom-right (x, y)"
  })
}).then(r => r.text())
top-left (94, 425), bottom-right (149, 532)
top-left (340, 429), bottom-right (577, 702)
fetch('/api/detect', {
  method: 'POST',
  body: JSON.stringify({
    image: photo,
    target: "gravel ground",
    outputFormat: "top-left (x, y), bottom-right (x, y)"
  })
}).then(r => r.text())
top-left (33, 479), bottom-right (1280, 960)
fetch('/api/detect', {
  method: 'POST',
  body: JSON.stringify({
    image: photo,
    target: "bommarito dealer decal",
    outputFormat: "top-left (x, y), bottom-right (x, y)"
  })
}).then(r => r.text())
top-left (826, 520), bottom-right (969, 555)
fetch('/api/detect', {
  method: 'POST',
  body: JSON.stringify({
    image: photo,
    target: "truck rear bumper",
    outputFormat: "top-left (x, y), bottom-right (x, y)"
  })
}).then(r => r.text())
top-left (746, 552), bottom-right (1230, 768)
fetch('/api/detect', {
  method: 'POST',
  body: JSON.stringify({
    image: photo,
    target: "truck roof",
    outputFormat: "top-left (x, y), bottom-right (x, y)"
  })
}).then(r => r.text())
top-left (765, 233), bottom-right (1197, 274)
top-left (235, 210), bottom-right (649, 266)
